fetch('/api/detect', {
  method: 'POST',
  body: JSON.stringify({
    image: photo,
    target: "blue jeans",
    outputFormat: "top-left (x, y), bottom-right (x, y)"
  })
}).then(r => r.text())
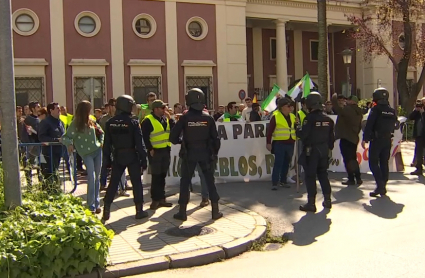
top-left (82, 148), bottom-right (102, 211)
top-left (197, 163), bottom-right (208, 198)
top-left (272, 143), bottom-right (295, 185)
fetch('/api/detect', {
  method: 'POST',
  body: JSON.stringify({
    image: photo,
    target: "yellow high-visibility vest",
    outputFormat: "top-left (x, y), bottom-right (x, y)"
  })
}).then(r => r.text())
top-left (60, 113), bottom-right (74, 129)
top-left (298, 110), bottom-right (307, 125)
top-left (272, 112), bottom-right (296, 141)
top-left (145, 114), bottom-right (171, 148)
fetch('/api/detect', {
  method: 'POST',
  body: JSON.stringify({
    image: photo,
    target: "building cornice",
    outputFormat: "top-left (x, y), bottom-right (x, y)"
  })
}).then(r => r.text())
top-left (181, 60), bottom-right (216, 67)
top-left (127, 59), bottom-right (165, 66)
top-left (247, 0), bottom-right (362, 13)
top-left (69, 59), bottom-right (109, 66)
top-left (14, 58), bottom-right (48, 66)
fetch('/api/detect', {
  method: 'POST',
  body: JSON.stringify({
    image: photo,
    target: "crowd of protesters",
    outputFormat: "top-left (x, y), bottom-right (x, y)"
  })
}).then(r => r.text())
top-left (10, 91), bottom-right (376, 213)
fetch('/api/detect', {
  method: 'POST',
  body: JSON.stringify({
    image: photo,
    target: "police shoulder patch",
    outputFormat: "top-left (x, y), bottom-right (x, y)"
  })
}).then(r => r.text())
top-left (303, 119), bottom-right (308, 125)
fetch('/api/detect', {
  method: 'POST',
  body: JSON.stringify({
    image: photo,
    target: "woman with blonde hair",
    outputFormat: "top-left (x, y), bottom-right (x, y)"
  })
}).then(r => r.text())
top-left (62, 101), bottom-right (104, 213)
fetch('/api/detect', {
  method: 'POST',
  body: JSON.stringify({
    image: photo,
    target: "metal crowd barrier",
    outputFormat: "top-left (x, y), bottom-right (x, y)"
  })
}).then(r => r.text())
top-left (18, 142), bottom-right (78, 193)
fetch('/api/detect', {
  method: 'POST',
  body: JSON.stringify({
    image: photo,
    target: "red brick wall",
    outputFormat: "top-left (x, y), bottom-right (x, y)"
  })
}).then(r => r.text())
top-left (176, 3), bottom-right (217, 106)
top-left (122, 0), bottom-right (167, 100)
top-left (333, 31), bottom-right (357, 96)
top-left (63, 0), bottom-right (112, 110)
top-left (12, 0), bottom-right (52, 103)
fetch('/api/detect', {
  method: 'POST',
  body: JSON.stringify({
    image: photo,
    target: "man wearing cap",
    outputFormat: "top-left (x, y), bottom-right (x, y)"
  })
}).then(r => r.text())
top-left (266, 97), bottom-right (297, 190)
top-left (332, 93), bottom-right (363, 186)
top-left (141, 100), bottom-right (175, 209)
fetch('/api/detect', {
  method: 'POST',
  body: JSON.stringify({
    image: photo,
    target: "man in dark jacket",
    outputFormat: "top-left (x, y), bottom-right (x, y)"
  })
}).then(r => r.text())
top-left (332, 94), bottom-right (363, 185)
top-left (38, 102), bottom-right (65, 191)
top-left (408, 100), bottom-right (425, 175)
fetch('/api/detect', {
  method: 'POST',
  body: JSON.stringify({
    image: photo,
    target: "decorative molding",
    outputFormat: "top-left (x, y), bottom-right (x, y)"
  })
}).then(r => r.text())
top-left (247, 0), bottom-right (362, 13)
top-left (127, 59), bottom-right (165, 66)
top-left (186, 16), bottom-right (209, 41)
top-left (132, 13), bottom-right (157, 39)
top-left (74, 11), bottom-right (102, 38)
top-left (14, 58), bottom-right (48, 66)
top-left (69, 59), bottom-right (109, 66)
top-left (12, 8), bottom-right (40, 36)
top-left (182, 60), bottom-right (217, 67)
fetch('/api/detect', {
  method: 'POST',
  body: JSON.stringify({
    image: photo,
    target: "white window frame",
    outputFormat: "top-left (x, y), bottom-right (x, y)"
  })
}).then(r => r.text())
top-left (310, 39), bottom-right (319, 62)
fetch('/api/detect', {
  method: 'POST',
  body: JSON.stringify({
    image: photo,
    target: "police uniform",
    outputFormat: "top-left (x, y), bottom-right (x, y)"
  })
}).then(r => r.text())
top-left (141, 100), bottom-right (174, 210)
top-left (102, 95), bottom-right (149, 221)
top-left (170, 88), bottom-right (222, 221)
top-left (296, 92), bottom-right (335, 212)
top-left (362, 88), bottom-right (397, 197)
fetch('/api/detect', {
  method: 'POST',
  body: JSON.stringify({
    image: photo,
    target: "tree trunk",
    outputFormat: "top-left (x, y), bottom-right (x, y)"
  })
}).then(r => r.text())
top-left (397, 67), bottom-right (416, 114)
top-left (0, 0), bottom-right (22, 207)
top-left (317, 0), bottom-right (329, 100)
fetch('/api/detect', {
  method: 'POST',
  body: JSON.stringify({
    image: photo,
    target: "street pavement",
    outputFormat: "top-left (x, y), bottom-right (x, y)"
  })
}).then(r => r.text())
top-left (130, 142), bottom-right (425, 277)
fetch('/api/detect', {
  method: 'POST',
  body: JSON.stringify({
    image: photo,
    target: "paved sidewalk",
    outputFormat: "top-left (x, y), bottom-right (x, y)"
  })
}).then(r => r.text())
top-left (70, 183), bottom-right (266, 277)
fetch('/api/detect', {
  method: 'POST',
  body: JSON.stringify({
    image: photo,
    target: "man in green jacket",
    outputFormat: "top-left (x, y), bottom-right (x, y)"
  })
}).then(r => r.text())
top-left (332, 94), bottom-right (363, 186)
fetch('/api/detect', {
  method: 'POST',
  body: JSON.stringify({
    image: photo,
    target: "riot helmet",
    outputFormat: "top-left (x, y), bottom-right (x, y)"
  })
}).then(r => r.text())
top-left (116, 95), bottom-right (136, 114)
top-left (185, 88), bottom-right (206, 111)
top-left (305, 92), bottom-right (323, 111)
top-left (373, 87), bottom-right (389, 102)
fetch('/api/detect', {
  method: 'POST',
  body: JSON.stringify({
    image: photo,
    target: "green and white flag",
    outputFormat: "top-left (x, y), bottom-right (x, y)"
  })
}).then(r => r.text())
top-left (261, 84), bottom-right (286, 112)
top-left (287, 73), bottom-right (314, 101)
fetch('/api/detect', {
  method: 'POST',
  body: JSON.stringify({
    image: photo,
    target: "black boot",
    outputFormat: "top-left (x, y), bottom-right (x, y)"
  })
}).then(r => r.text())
top-left (173, 204), bottom-right (187, 221)
top-left (370, 182), bottom-right (387, 197)
top-left (102, 202), bottom-right (111, 222)
top-left (159, 199), bottom-right (173, 208)
top-left (322, 194), bottom-right (332, 209)
top-left (211, 203), bottom-right (223, 220)
top-left (135, 203), bottom-right (149, 219)
top-left (200, 198), bottom-right (209, 208)
top-left (299, 197), bottom-right (317, 212)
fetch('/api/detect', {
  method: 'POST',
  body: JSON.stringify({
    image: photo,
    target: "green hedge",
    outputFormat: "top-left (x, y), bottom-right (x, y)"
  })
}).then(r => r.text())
top-left (0, 169), bottom-right (114, 278)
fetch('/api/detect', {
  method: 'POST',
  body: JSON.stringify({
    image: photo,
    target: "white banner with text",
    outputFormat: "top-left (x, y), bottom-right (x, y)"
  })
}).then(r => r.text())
top-left (143, 115), bottom-right (405, 185)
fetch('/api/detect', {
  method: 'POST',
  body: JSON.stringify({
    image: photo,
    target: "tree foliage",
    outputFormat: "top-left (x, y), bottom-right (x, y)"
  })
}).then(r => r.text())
top-left (345, 0), bottom-right (425, 111)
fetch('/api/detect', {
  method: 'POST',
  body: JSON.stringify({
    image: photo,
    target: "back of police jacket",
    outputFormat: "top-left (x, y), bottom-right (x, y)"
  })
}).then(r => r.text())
top-left (170, 109), bottom-right (220, 162)
top-left (296, 110), bottom-right (335, 151)
top-left (103, 113), bottom-right (147, 167)
top-left (363, 102), bottom-right (397, 142)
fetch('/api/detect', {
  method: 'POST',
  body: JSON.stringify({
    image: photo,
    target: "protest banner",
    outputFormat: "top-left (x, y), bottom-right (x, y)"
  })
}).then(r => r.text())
top-left (143, 116), bottom-right (405, 185)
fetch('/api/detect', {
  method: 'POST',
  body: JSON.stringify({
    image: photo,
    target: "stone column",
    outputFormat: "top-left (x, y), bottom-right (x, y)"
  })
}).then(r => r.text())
top-left (276, 19), bottom-right (288, 91)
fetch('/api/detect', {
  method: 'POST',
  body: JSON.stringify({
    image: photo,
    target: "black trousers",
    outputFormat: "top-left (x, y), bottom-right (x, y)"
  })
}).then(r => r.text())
top-left (369, 139), bottom-right (391, 191)
top-left (414, 136), bottom-right (424, 171)
top-left (303, 148), bottom-right (331, 200)
top-left (77, 153), bottom-right (83, 170)
top-left (148, 148), bottom-right (171, 201)
top-left (179, 158), bottom-right (219, 205)
top-left (104, 160), bottom-right (143, 205)
top-left (339, 138), bottom-right (361, 180)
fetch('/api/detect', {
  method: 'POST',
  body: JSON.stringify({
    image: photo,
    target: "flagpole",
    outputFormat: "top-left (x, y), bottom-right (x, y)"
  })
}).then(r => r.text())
top-left (295, 100), bottom-right (300, 193)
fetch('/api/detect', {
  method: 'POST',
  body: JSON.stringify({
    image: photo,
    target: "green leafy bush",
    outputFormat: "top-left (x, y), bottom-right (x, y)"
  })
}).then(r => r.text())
top-left (0, 176), bottom-right (114, 278)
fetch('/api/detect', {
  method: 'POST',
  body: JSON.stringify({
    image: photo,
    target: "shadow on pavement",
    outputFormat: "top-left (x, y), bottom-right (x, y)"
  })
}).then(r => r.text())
top-left (332, 185), bottom-right (364, 205)
top-left (137, 206), bottom-right (209, 252)
top-left (283, 209), bottom-right (332, 246)
top-left (362, 196), bottom-right (405, 219)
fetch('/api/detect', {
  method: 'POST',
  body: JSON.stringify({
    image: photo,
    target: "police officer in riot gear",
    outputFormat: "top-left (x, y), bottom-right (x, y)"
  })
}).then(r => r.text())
top-left (102, 95), bottom-right (149, 221)
top-left (362, 88), bottom-right (397, 197)
top-left (296, 92), bottom-right (335, 212)
top-left (169, 88), bottom-right (222, 221)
